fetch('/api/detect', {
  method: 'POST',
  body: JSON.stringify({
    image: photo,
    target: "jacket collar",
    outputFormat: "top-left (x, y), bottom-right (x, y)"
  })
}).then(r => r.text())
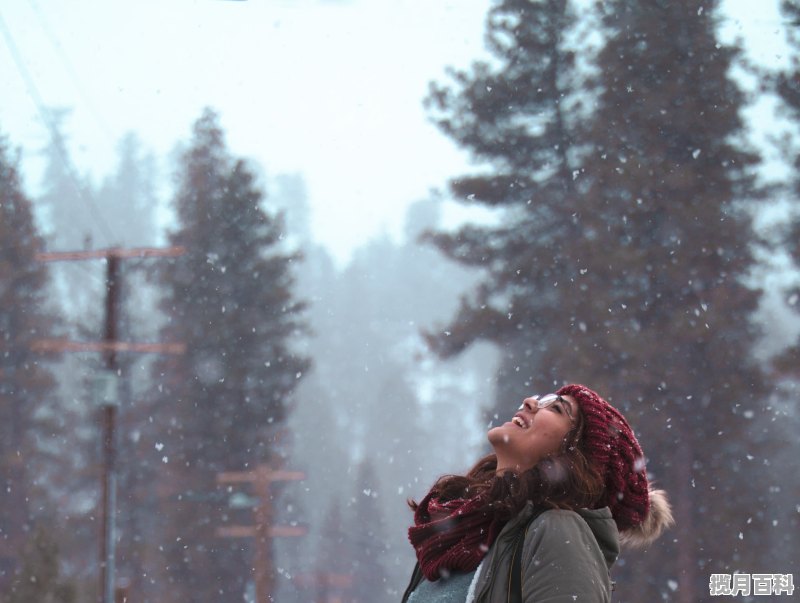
top-left (496, 503), bottom-right (619, 569)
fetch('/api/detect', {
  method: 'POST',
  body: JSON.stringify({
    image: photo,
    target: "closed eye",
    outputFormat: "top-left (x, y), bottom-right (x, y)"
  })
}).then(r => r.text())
top-left (558, 399), bottom-right (576, 421)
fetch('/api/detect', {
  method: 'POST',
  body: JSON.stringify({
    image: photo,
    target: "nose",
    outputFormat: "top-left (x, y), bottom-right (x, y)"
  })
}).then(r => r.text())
top-left (521, 397), bottom-right (538, 413)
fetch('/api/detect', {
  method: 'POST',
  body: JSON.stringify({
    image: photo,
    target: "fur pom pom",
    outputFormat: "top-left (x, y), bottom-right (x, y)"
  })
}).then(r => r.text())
top-left (619, 488), bottom-right (674, 548)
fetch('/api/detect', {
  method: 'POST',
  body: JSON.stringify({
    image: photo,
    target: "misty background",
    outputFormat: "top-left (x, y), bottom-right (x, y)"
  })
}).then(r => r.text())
top-left (1, 1), bottom-right (800, 602)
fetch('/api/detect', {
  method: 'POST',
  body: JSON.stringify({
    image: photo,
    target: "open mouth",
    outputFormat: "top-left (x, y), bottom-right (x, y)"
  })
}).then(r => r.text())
top-left (512, 416), bottom-right (528, 429)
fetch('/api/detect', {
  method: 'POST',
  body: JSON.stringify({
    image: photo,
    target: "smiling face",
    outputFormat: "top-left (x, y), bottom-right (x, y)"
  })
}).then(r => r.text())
top-left (488, 394), bottom-right (579, 475)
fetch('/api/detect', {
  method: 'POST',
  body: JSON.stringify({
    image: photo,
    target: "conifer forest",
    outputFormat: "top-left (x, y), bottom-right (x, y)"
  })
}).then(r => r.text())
top-left (1, 0), bottom-right (799, 601)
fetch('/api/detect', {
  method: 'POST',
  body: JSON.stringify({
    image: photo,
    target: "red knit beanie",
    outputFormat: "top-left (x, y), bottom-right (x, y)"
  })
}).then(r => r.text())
top-left (556, 384), bottom-right (673, 546)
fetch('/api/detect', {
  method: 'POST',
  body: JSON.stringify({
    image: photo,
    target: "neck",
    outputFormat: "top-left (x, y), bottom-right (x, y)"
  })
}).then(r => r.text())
top-left (493, 450), bottom-right (537, 475)
top-left (494, 459), bottom-right (524, 475)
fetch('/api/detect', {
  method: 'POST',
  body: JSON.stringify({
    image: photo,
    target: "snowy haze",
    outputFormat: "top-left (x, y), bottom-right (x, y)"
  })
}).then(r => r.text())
top-left (0, 0), bottom-right (793, 265)
top-left (0, 0), bottom-right (491, 265)
top-left (2, 1), bottom-right (800, 601)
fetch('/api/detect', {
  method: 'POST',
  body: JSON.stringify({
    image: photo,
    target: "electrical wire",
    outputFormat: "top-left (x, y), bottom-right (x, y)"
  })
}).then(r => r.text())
top-left (27, 0), bottom-right (116, 146)
top-left (0, 8), bottom-right (118, 247)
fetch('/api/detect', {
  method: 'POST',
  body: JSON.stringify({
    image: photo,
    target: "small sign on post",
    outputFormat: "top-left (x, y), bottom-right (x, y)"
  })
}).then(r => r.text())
top-left (92, 371), bottom-right (120, 407)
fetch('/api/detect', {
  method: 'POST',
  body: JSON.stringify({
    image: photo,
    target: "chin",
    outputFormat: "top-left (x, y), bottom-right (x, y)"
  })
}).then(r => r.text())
top-left (487, 423), bottom-right (511, 446)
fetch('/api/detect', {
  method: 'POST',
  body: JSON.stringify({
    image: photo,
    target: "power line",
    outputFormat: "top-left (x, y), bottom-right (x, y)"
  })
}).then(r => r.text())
top-left (0, 8), bottom-right (118, 246)
top-left (27, 0), bottom-right (116, 145)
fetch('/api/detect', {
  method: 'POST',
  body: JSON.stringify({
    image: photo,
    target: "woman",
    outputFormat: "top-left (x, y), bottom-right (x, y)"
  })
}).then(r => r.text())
top-left (403, 384), bottom-right (673, 603)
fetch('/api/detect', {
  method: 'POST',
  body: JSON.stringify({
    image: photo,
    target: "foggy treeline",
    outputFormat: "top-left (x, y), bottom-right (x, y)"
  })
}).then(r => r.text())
top-left (2, 0), bottom-right (800, 602)
top-left (0, 107), bottom-right (498, 603)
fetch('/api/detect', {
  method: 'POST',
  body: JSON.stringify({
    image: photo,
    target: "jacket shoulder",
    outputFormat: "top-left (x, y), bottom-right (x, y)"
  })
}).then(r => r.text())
top-left (524, 509), bottom-right (603, 558)
top-left (519, 509), bottom-right (613, 603)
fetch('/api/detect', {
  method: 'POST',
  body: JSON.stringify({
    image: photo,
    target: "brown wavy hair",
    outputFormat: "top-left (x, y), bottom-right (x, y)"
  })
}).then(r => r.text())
top-left (408, 406), bottom-right (604, 522)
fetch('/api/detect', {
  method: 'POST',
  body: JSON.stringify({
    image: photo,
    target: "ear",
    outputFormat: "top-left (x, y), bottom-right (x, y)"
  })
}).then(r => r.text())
top-left (619, 488), bottom-right (674, 548)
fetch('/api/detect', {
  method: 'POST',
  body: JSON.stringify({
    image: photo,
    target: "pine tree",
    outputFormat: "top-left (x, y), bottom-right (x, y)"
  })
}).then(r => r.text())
top-left (424, 0), bottom-right (774, 598)
top-left (423, 0), bottom-right (592, 410)
top-left (0, 133), bottom-right (60, 590)
top-left (572, 3), bottom-right (772, 597)
top-left (36, 111), bottom-right (104, 346)
top-left (768, 0), bottom-right (800, 567)
top-left (35, 115), bottom-right (105, 534)
top-left (149, 109), bottom-right (310, 601)
top-left (776, 0), bottom-right (800, 377)
top-left (347, 459), bottom-right (390, 603)
top-left (36, 109), bottom-right (99, 251)
top-left (11, 118), bottom-right (105, 597)
top-left (96, 132), bottom-right (159, 247)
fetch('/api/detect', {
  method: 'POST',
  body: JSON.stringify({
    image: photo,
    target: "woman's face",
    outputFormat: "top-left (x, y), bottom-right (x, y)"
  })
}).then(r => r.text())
top-left (488, 394), bottom-right (578, 474)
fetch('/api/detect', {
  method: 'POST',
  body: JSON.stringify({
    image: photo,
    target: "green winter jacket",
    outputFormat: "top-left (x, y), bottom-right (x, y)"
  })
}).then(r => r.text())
top-left (403, 502), bottom-right (619, 603)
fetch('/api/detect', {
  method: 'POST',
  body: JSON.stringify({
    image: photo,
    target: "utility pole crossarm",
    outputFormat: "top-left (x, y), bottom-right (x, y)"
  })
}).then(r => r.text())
top-left (35, 245), bottom-right (187, 262)
top-left (216, 468), bottom-right (305, 484)
top-left (216, 525), bottom-right (308, 538)
top-left (30, 339), bottom-right (186, 355)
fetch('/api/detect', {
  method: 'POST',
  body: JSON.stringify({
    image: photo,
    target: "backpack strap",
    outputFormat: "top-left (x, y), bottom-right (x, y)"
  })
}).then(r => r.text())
top-left (508, 508), bottom-right (546, 603)
top-left (401, 561), bottom-right (424, 603)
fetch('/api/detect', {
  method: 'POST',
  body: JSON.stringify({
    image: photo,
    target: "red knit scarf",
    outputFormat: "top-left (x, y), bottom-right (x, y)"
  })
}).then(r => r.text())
top-left (408, 491), bottom-right (507, 581)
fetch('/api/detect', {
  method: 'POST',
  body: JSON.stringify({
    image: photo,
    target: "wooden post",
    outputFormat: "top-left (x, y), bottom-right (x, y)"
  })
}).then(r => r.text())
top-left (216, 465), bottom-right (306, 602)
top-left (33, 245), bottom-right (186, 603)
top-left (100, 254), bottom-right (119, 603)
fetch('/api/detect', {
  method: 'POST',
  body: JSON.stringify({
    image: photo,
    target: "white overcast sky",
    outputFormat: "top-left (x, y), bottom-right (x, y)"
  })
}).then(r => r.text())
top-left (0, 0), bottom-right (792, 266)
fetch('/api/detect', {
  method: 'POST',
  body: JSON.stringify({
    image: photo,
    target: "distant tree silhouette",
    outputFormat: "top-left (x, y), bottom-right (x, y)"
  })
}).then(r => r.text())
top-left (278, 196), bottom-right (498, 599)
top-left (148, 108), bottom-right (310, 601)
top-left (36, 109), bottom-right (99, 252)
top-left (0, 132), bottom-right (61, 591)
top-left (6, 526), bottom-right (76, 603)
top-left (348, 459), bottom-right (390, 603)
top-left (97, 132), bottom-right (160, 247)
top-left (314, 499), bottom-right (354, 603)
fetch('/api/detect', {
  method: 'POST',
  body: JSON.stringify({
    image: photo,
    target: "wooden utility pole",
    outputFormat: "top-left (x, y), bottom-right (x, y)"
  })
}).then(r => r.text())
top-left (100, 253), bottom-right (119, 603)
top-left (216, 464), bottom-right (306, 602)
top-left (34, 245), bottom-right (185, 603)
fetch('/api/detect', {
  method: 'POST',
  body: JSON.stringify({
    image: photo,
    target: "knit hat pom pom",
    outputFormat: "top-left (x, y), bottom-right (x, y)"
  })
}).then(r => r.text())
top-left (619, 488), bottom-right (674, 548)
